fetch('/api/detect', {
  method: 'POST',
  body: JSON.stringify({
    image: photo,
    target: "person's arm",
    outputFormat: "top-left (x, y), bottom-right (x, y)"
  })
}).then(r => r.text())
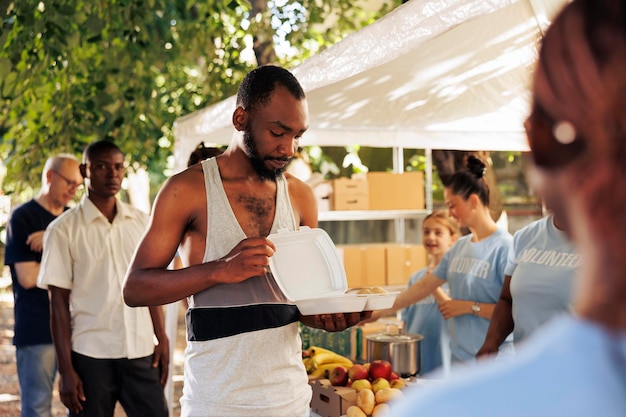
top-left (392, 272), bottom-right (446, 313)
top-left (49, 285), bottom-right (86, 414)
top-left (476, 275), bottom-right (514, 358)
top-left (15, 230), bottom-right (47, 288)
top-left (299, 311), bottom-right (373, 332)
top-left (6, 212), bottom-right (44, 289)
top-left (148, 305), bottom-right (169, 386)
top-left (433, 287), bottom-right (451, 303)
top-left (438, 299), bottom-right (497, 320)
top-left (123, 175), bottom-right (276, 306)
top-left (15, 261), bottom-right (40, 289)
top-left (363, 272), bottom-right (447, 324)
top-left (26, 230), bottom-right (45, 252)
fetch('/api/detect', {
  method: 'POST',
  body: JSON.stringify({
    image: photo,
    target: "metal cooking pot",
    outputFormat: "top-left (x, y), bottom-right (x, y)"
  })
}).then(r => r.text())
top-left (366, 324), bottom-right (423, 378)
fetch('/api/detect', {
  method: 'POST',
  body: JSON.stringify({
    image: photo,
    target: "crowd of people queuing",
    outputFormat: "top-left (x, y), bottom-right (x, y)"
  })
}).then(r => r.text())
top-left (4, 0), bottom-right (625, 415)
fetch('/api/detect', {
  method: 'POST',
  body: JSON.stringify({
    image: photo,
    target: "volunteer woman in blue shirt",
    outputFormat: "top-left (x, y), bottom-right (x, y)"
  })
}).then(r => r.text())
top-left (401, 209), bottom-right (459, 375)
top-left (477, 210), bottom-right (580, 357)
top-left (370, 155), bottom-right (514, 363)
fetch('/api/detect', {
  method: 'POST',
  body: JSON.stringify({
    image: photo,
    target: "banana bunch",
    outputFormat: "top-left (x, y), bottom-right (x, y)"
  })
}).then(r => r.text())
top-left (303, 346), bottom-right (353, 379)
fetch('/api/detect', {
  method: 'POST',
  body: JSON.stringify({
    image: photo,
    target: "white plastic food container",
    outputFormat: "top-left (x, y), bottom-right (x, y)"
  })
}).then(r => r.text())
top-left (268, 227), bottom-right (367, 315)
top-left (362, 292), bottom-right (400, 310)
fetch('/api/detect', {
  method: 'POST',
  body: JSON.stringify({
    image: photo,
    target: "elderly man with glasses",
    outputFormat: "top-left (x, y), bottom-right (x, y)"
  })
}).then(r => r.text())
top-left (5, 153), bottom-right (82, 417)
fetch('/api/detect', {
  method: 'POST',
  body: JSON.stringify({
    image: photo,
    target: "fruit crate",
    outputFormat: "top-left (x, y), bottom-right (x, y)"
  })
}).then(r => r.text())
top-left (309, 379), bottom-right (357, 417)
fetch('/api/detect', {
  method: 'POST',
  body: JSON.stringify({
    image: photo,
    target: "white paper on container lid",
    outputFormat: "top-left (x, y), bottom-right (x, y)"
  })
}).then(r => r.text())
top-left (267, 226), bottom-right (347, 301)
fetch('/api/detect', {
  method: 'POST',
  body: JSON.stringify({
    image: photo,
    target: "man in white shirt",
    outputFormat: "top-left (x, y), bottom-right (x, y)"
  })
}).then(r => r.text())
top-left (38, 141), bottom-right (168, 417)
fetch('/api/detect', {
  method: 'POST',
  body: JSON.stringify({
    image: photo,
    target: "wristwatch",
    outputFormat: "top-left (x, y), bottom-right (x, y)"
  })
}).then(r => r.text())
top-left (472, 302), bottom-right (481, 316)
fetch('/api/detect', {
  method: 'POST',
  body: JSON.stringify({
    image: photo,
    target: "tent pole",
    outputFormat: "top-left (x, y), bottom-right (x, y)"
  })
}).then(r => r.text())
top-left (527, 0), bottom-right (547, 38)
top-left (425, 148), bottom-right (433, 212)
top-left (392, 147), bottom-right (406, 243)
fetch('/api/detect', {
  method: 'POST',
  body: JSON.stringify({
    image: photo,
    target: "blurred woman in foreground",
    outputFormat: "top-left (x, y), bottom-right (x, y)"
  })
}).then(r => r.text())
top-left (393, 1), bottom-right (626, 415)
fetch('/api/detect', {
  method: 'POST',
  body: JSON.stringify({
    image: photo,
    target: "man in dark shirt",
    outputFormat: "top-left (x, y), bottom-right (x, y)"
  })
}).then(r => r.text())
top-left (5, 154), bottom-right (82, 417)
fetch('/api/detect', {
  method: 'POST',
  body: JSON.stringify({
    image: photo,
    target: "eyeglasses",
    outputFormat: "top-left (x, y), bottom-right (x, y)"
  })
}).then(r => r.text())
top-left (53, 170), bottom-right (82, 190)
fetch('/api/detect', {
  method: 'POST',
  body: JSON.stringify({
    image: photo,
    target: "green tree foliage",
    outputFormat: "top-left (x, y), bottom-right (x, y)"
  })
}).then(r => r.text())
top-left (0, 0), bottom-right (402, 196)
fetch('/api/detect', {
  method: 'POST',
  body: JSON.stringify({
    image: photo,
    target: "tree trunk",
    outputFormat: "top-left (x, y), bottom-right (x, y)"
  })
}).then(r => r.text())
top-left (249, 0), bottom-right (277, 66)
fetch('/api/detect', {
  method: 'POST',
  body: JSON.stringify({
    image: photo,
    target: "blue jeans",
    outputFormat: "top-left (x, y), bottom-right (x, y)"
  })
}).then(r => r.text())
top-left (16, 344), bottom-right (57, 417)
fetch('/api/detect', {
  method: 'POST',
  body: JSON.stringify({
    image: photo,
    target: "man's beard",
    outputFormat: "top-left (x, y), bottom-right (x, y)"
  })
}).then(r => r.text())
top-left (243, 129), bottom-right (290, 181)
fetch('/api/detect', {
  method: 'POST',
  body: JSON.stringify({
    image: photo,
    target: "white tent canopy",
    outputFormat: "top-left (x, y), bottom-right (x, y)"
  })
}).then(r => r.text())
top-left (173, 0), bottom-right (568, 171)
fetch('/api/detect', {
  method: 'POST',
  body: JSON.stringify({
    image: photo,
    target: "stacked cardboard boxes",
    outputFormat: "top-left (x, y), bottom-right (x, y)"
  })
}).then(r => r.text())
top-left (337, 243), bottom-right (428, 289)
top-left (329, 171), bottom-right (425, 211)
top-left (331, 177), bottom-right (369, 210)
top-left (336, 244), bottom-right (387, 288)
top-left (385, 244), bottom-right (428, 286)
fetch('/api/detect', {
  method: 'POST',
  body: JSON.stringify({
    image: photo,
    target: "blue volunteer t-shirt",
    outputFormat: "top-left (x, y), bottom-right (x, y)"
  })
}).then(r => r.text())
top-left (433, 228), bottom-right (513, 362)
top-left (507, 215), bottom-right (580, 343)
top-left (5, 199), bottom-right (59, 346)
top-left (391, 315), bottom-right (626, 417)
top-left (402, 267), bottom-right (450, 375)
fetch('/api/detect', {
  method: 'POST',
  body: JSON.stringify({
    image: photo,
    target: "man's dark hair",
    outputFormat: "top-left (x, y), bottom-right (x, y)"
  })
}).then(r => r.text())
top-left (236, 65), bottom-right (305, 113)
top-left (187, 142), bottom-right (224, 167)
top-left (83, 140), bottom-right (123, 163)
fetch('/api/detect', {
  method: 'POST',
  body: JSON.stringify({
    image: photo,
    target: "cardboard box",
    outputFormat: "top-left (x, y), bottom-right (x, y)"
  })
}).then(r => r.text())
top-left (362, 244), bottom-right (387, 287)
top-left (332, 178), bottom-right (369, 211)
top-left (338, 245), bottom-right (359, 288)
top-left (367, 171), bottom-right (425, 210)
top-left (333, 177), bottom-right (369, 195)
top-left (309, 379), bottom-right (356, 417)
top-left (338, 244), bottom-right (387, 288)
top-left (337, 246), bottom-right (363, 289)
top-left (385, 244), bottom-right (428, 286)
top-left (332, 194), bottom-right (369, 211)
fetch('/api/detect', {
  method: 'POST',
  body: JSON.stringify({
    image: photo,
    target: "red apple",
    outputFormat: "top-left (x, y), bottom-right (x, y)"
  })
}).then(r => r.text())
top-left (368, 359), bottom-right (392, 381)
top-left (329, 365), bottom-right (350, 386)
top-left (389, 371), bottom-right (400, 381)
top-left (348, 364), bottom-right (369, 381)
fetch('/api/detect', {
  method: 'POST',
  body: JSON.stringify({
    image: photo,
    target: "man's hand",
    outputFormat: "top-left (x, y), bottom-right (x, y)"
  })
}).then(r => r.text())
top-left (26, 231), bottom-right (45, 253)
top-left (58, 369), bottom-right (86, 414)
top-left (152, 337), bottom-right (170, 387)
top-left (216, 237), bottom-right (276, 284)
top-left (301, 311), bottom-right (372, 332)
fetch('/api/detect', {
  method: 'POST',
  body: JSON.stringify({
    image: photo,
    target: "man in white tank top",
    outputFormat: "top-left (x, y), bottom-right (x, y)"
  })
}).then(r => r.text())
top-left (123, 65), bottom-right (370, 417)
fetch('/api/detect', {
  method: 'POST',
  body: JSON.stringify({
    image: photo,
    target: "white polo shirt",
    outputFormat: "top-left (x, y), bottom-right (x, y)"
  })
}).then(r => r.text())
top-left (38, 195), bottom-right (154, 359)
